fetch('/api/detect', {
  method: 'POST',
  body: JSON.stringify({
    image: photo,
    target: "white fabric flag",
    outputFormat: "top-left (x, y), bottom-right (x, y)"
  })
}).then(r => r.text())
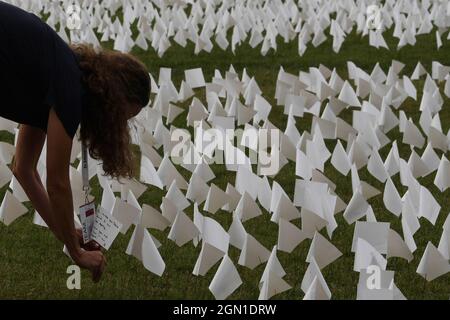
top-left (306, 232), bottom-right (342, 269)
top-left (352, 222), bottom-right (390, 254)
top-left (416, 242), bottom-right (450, 281)
top-left (434, 156), bottom-right (450, 192)
top-left (383, 178), bottom-right (402, 216)
top-left (278, 218), bottom-right (307, 253)
top-left (238, 233), bottom-right (271, 269)
top-left (387, 229), bottom-right (413, 262)
top-left (168, 211), bottom-right (200, 247)
top-left (126, 225), bottom-right (165, 276)
top-left (438, 215), bottom-right (450, 259)
top-left (209, 255), bottom-right (242, 300)
top-left (354, 238), bottom-right (387, 272)
top-left (301, 257), bottom-right (331, 300)
top-left (0, 190), bottom-right (28, 226)
top-left (185, 68), bottom-right (206, 89)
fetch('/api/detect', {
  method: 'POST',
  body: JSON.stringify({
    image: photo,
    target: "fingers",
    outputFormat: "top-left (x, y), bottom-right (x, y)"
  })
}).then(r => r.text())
top-left (91, 254), bottom-right (106, 283)
top-left (76, 229), bottom-right (101, 251)
top-left (84, 241), bottom-right (101, 251)
top-left (91, 242), bottom-right (101, 250)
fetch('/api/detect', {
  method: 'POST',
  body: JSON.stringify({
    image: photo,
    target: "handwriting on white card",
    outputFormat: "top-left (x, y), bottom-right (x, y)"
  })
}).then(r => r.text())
top-left (91, 208), bottom-right (122, 250)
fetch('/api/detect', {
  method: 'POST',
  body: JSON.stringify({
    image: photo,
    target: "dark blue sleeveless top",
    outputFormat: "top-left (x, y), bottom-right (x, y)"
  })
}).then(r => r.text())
top-left (0, 1), bottom-right (83, 139)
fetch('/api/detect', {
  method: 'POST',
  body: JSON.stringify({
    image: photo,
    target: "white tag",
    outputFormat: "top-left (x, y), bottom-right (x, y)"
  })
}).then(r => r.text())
top-left (91, 207), bottom-right (122, 250)
top-left (78, 201), bottom-right (96, 244)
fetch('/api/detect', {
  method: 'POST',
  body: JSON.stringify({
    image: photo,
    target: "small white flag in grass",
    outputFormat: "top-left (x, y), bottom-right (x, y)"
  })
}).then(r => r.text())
top-left (193, 242), bottom-right (226, 277)
top-left (33, 211), bottom-right (48, 228)
top-left (257, 176), bottom-right (272, 213)
top-left (198, 216), bottom-right (230, 255)
top-left (418, 186), bottom-right (441, 225)
top-left (0, 142), bottom-right (15, 164)
top-left (222, 183), bottom-right (241, 212)
top-left (238, 233), bottom-right (270, 270)
top-left (166, 180), bottom-right (190, 211)
top-left (338, 81), bottom-right (361, 107)
top-left (258, 247), bottom-right (292, 300)
top-left (140, 155), bottom-right (164, 189)
top-left (416, 242), bottom-right (450, 281)
top-left (271, 193), bottom-right (300, 223)
top-left (301, 257), bottom-right (331, 300)
top-left (185, 68), bottom-right (206, 89)
top-left (367, 149), bottom-right (389, 183)
top-left (186, 173), bottom-right (210, 204)
top-left (178, 80), bottom-right (195, 102)
top-left (9, 176), bottom-right (28, 202)
top-left (204, 183), bottom-right (230, 214)
top-left (0, 160), bottom-right (13, 188)
top-left (166, 103), bottom-right (184, 124)
top-left (260, 247), bottom-right (287, 282)
top-left (351, 222), bottom-right (390, 254)
top-left (0, 190), bottom-right (28, 226)
top-left (357, 268), bottom-right (395, 300)
top-left (330, 139), bottom-right (351, 175)
top-left (111, 197), bottom-right (141, 234)
top-left (228, 213), bottom-right (247, 250)
top-left (403, 119), bottom-right (425, 148)
top-left (383, 177), bottom-right (402, 216)
top-left (402, 213), bottom-right (419, 254)
top-left (120, 178), bottom-right (147, 202)
top-left (436, 31), bottom-right (442, 49)
top-left (303, 276), bottom-right (331, 300)
top-left (278, 218), bottom-right (307, 253)
top-left (306, 232), bottom-right (342, 269)
top-left (235, 165), bottom-right (259, 200)
top-left (402, 75), bottom-right (417, 100)
top-left (384, 141), bottom-right (400, 176)
top-left (354, 238), bottom-right (387, 272)
top-left (343, 189), bottom-right (370, 224)
top-left (235, 192), bottom-right (262, 222)
top-left (157, 155), bottom-right (188, 190)
top-left (387, 229), bottom-right (413, 262)
top-left (434, 155), bottom-right (450, 192)
top-left (160, 197), bottom-right (179, 225)
top-left (168, 211), bottom-right (200, 247)
top-left (411, 62), bottom-right (427, 80)
top-left (193, 159), bottom-right (216, 183)
top-left (295, 149), bottom-right (314, 180)
top-left (438, 215), bottom-right (450, 259)
top-left (209, 255), bottom-right (242, 300)
top-left (408, 150), bottom-right (429, 178)
top-left (140, 204), bottom-right (170, 231)
top-left (126, 225), bottom-right (165, 277)
top-left (301, 209), bottom-right (328, 239)
top-left (258, 269), bottom-right (292, 300)
top-left (421, 143), bottom-right (440, 175)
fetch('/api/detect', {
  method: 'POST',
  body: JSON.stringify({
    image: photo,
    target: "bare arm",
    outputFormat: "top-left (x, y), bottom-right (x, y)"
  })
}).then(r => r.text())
top-left (12, 124), bottom-right (64, 241)
top-left (13, 124), bottom-right (100, 251)
top-left (45, 108), bottom-right (105, 281)
top-left (45, 109), bottom-right (82, 258)
top-left (12, 111), bottom-right (105, 282)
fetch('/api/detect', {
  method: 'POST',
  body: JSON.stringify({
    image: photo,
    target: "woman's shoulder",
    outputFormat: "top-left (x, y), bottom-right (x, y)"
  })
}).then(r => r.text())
top-left (45, 36), bottom-right (84, 140)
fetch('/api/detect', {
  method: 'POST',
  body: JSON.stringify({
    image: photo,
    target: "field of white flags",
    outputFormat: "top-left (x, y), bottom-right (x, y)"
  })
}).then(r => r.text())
top-left (5, 0), bottom-right (450, 56)
top-left (1, 59), bottom-right (449, 299)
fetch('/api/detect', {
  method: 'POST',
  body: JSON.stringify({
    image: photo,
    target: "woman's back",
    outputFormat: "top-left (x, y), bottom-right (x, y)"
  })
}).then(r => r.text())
top-left (0, 2), bottom-right (83, 138)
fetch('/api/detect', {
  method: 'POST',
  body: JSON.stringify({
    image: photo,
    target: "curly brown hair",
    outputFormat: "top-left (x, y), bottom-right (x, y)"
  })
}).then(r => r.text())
top-left (71, 44), bottom-right (150, 180)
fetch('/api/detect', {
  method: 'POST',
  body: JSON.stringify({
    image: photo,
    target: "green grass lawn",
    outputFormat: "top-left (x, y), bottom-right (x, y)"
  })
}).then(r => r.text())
top-left (0, 28), bottom-right (449, 299)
